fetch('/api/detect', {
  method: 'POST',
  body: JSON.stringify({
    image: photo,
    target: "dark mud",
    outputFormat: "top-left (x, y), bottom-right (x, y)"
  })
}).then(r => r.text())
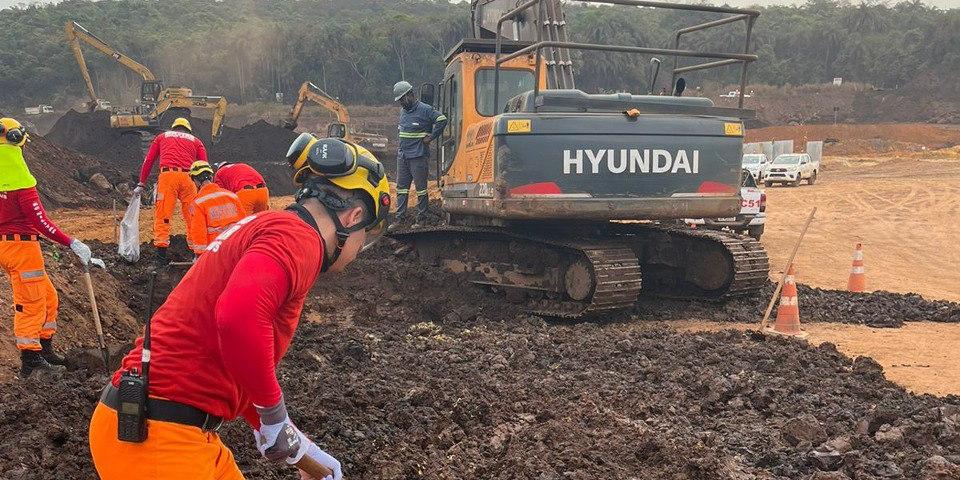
top-left (640, 282), bottom-right (960, 328)
top-left (1, 243), bottom-right (960, 479)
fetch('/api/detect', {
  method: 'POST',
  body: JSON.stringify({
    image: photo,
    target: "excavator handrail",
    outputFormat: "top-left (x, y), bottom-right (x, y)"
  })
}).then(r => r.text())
top-left (492, 0), bottom-right (760, 111)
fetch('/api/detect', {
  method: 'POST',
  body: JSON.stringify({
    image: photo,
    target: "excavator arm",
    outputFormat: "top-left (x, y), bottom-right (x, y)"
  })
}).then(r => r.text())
top-left (153, 95), bottom-right (228, 141)
top-left (282, 81), bottom-right (350, 130)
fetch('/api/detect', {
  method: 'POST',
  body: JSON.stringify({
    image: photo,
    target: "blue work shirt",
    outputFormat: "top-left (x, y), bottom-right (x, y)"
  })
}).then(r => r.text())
top-left (397, 101), bottom-right (447, 160)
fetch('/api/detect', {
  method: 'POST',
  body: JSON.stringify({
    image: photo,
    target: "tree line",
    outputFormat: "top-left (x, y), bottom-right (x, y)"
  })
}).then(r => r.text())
top-left (1, 0), bottom-right (958, 110)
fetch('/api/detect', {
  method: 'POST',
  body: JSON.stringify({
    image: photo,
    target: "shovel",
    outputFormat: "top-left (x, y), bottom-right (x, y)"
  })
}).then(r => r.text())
top-left (295, 456), bottom-right (336, 479)
top-left (81, 260), bottom-right (110, 369)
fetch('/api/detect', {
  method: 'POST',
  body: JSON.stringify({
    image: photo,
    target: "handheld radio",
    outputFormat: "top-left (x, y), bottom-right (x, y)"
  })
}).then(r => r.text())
top-left (117, 267), bottom-right (161, 442)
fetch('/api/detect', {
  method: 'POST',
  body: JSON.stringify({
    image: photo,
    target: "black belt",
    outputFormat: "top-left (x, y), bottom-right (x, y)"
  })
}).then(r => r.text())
top-left (100, 384), bottom-right (224, 432)
top-left (0, 234), bottom-right (38, 242)
top-left (241, 183), bottom-right (267, 190)
top-left (160, 167), bottom-right (188, 173)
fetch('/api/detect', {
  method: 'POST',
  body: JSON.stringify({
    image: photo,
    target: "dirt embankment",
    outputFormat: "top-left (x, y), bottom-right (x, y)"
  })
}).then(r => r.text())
top-left (1, 242), bottom-right (960, 478)
top-left (44, 110), bottom-right (405, 196)
top-left (745, 123), bottom-right (960, 157)
top-left (20, 134), bottom-right (126, 209)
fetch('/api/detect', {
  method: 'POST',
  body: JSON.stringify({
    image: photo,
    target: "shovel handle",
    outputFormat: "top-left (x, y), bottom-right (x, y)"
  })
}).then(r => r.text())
top-left (82, 269), bottom-right (106, 342)
top-left (295, 456), bottom-right (335, 479)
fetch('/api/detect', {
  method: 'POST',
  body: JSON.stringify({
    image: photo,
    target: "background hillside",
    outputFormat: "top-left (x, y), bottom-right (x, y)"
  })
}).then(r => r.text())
top-left (2, 0), bottom-right (960, 111)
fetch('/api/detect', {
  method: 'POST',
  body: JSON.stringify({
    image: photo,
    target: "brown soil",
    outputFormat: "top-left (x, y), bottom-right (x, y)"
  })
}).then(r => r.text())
top-left (20, 134), bottom-right (126, 209)
top-left (674, 321), bottom-right (960, 397)
top-left (746, 123), bottom-right (960, 157)
top-left (760, 155), bottom-right (960, 303)
top-left (2, 243), bottom-right (960, 479)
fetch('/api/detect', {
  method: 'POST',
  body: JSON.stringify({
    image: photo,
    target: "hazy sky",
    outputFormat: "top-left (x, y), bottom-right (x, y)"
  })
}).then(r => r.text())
top-left (3, 0), bottom-right (960, 10)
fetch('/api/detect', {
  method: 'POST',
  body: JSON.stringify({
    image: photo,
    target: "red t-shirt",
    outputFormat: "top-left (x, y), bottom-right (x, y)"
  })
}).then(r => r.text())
top-left (214, 163), bottom-right (265, 192)
top-left (0, 187), bottom-right (73, 246)
top-left (112, 210), bottom-right (324, 421)
top-left (139, 131), bottom-right (208, 184)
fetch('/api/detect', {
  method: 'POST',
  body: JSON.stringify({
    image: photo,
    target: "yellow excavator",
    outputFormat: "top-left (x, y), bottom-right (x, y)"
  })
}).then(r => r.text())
top-left (65, 21), bottom-right (227, 141)
top-left (282, 81), bottom-right (388, 151)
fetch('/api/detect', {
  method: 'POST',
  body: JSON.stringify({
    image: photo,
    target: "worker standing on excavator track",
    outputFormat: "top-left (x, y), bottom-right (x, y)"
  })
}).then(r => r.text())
top-left (89, 134), bottom-right (391, 480)
top-left (213, 162), bottom-right (270, 213)
top-left (135, 117), bottom-right (207, 265)
top-left (187, 161), bottom-right (247, 257)
top-left (0, 118), bottom-right (101, 378)
top-left (393, 80), bottom-right (447, 224)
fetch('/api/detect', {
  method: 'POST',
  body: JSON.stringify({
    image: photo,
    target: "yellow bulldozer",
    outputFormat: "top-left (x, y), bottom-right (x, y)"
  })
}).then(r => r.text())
top-left (65, 21), bottom-right (227, 141)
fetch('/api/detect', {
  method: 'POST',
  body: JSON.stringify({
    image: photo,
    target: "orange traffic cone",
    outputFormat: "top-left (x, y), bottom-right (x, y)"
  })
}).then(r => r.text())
top-left (772, 264), bottom-right (803, 336)
top-left (847, 243), bottom-right (866, 292)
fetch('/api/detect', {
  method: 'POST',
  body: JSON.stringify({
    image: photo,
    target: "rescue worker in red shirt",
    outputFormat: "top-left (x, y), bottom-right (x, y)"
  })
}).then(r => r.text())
top-left (88, 134), bottom-right (391, 480)
top-left (187, 161), bottom-right (247, 256)
top-left (135, 117), bottom-right (207, 264)
top-left (0, 118), bottom-right (102, 377)
top-left (213, 162), bottom-right (270, 214)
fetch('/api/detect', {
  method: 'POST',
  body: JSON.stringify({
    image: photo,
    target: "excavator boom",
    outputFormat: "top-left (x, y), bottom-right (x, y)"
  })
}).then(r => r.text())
top-left (283, 81), bottom-right (350, 130)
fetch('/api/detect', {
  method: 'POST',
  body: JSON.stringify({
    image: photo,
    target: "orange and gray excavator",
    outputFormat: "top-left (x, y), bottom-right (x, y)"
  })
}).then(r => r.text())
top-left (389, 0), bottom-right (769, 317)
top-left (282, 81), bottom-right (388, 152)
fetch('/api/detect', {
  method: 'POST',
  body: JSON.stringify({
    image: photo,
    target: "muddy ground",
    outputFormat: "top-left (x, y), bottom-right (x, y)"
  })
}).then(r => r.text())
top-left (1, 241), bottom-right (960, 479)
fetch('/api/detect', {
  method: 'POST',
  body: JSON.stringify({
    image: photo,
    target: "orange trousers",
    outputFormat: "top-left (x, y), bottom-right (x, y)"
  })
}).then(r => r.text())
top-left (236, 186), bottom-right (270, 214)
top-left (154, 171), bottom-right (198, 248)
top-left (0, 240), bottom-right (57, 351)
top-left (89, 402), bottom-right (245, 480)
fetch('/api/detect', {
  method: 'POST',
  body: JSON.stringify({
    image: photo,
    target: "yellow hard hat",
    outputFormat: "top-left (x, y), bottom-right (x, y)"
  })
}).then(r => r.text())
top-left (171, 117), bottom-right (192, 132)
top-left (285, 133), bottom-right (391, 230)
top-left (0, 118), bottom-right (28, 147)
top-left (189, 160), bottom-right (214, 177)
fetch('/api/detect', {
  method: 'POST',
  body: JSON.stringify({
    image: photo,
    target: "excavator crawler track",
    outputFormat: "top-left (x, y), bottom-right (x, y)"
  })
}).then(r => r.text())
top-left (388, 222), bottom-right (768, 318)
top-left (389, 226), bottom-right (642, 318)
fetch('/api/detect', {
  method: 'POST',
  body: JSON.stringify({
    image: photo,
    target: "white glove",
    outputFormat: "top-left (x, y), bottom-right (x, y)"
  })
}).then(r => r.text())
top-left (300, 440), bottom-right (342, 480)
top-left (132, 183), bottom-right (145, 196)
top-left (70, 239), bottom-right (93, 265)
top-left (253, 399), bottom-right (307, 463)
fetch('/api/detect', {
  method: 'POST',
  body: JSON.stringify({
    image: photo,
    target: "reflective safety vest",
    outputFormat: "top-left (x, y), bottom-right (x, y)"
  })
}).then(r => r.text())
top-left (187, 183), bottom-right (247, 255)
top-left (0, 145), bottom-right (37, 192)
top-left (397, 101), bottom-right (447, 160)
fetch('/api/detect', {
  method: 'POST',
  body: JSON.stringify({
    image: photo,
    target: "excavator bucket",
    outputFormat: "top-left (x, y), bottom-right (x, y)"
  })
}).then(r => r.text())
top-left (281, 117), bottom-right (298, 130)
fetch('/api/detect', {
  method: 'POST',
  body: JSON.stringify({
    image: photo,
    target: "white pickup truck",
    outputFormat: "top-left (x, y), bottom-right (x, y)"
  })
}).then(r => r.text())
top-left (741, 153), bottom-right (769, 180)
top-left (685, 170), bottom-right (766, 240)
top-left (763, 153), bottom-right (819, 187)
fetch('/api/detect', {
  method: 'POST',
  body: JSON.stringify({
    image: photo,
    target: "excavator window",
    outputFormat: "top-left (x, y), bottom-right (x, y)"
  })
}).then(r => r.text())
top-left (475, 69), bottom-right (534, 116)
top-left (442, 64), bottom-right (462, 168)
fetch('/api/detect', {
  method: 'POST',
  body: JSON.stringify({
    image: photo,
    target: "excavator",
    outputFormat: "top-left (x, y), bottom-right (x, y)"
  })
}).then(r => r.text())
top-left (282, 81), bottom-right (388, 151)
top-left (389, 0), bottom-right (770, 318)
top-left (65, 21), bottom-right (227, 142)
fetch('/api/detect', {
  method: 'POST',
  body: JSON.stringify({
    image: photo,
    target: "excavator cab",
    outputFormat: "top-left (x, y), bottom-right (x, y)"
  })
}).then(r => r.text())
top-left (327, 122), bottom-right (347, 139)
top-left (140, 80), bottom-right (164, 105)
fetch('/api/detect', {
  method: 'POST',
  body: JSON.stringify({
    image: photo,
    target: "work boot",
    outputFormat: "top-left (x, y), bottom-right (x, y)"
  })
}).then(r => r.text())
top-left (155, 246), bottom-right (169, 267)
top-left (20, 350), bottom-right (65, 378)
top-left (39, 338), bottom-right (68, 366)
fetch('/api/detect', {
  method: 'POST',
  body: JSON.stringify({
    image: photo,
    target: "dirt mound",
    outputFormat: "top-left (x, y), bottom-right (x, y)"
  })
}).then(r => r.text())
top-left (3, 247), bottom-right (960, 478)
top-left (641, 282), bottom-right (960, 328)
top-left (19, 134), bottom-right (126, 209)
top-left (45, 111), bottom-right (302, 195)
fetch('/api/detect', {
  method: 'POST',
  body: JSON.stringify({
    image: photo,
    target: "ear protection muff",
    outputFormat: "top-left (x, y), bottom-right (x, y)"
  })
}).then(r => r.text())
top-left (1, 124), bottom-right (26, 145)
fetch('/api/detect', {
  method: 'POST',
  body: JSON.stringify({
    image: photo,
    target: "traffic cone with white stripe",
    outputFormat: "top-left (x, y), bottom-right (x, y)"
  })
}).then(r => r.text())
top-left (773, 264), bottom-right (803, 335)
top-left (847, 243), bottom-right (866, 292)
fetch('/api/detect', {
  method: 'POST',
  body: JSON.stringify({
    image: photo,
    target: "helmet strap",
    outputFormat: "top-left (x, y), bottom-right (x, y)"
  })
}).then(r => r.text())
top-left (294, 184), bottom-right (366, 272)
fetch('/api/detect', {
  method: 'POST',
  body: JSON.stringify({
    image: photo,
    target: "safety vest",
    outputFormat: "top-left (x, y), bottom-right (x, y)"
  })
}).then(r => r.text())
top-left (0, 144), bottom-right (37, 192)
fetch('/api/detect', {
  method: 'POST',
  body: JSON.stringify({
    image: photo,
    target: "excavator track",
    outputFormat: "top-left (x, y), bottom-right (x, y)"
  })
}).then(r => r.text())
top-left (388, 226), bottom-right (642, 318)
top-left (611, 223), bottom-right (769, 300)
top-left (388, 222), bottom-right (768, 317)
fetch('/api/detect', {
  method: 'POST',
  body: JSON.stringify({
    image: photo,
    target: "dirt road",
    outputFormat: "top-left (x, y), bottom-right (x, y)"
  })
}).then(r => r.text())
top-left (761, 155), bottom-right (960, 302)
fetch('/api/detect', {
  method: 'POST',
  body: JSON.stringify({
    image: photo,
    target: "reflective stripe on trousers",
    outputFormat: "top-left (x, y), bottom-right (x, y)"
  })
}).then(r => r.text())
top-left (0, 240), bottom-right (58, 350)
